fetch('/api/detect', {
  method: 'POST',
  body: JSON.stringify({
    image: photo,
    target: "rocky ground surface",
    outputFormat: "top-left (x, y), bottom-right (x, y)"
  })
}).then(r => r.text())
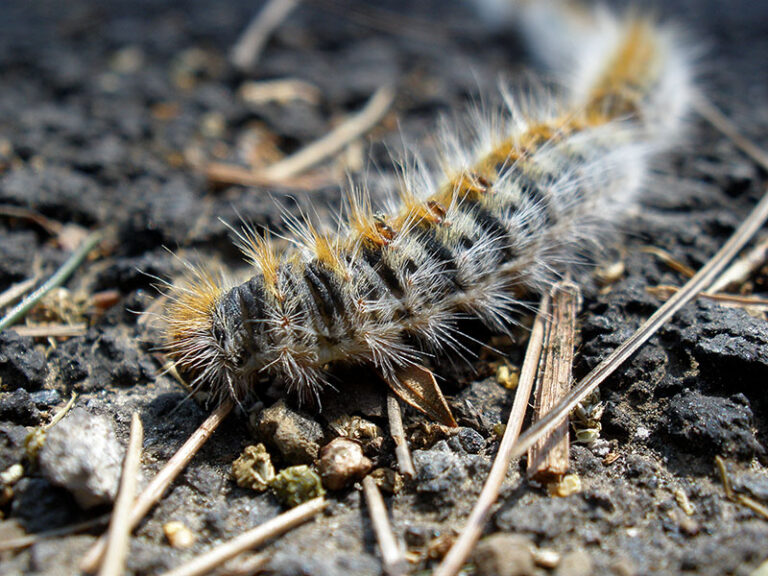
top-left (1, 1), bottom-right (767, 575)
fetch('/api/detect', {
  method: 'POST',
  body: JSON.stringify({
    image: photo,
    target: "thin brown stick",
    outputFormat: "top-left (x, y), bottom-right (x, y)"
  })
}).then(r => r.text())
top-left (527, 282), bottom-right (580, 482)
top-left (434, 295), bottom-right (549, 576)
top-left (239, 78), bottom-right (321, 106)
top-left (387, 394), bottom-right (415, 480)
top-left (260, 85), bottom-right (395, 181)
top-left (505, 186), bottom-right (768, 467)
top-left (0, 276), bottom-right (39, 309)
top-left (99, 413), bottom-right (144, 576)
top-left (736, 495), bottom-right (768, 520)
top-left (230, 0), bottom-right (300, 72)
top-left (159, 497), bottom-right (328, 576)
top-left (205, 162), bottom-right (333, 190)
top-left (0, 204), bottom-right (63, 235)
top-left (363, 475), bottom-right (407, 576)
top-left (80, 400), bottom-right (234, 573)
top-left (706, 234), bottom-right (768, 294)
top-left (219, 553), bottom-right (269, 576)
top-left (11, 322), bottom-right (87, 339)
top-left (647, 285), bottom-right (768, 310)
top-left (640, 246), bottom-right (696, 278)
top-left (693, 94), bottom-right (768, 171)
top-left (0, 515), bottom-right (110, 552)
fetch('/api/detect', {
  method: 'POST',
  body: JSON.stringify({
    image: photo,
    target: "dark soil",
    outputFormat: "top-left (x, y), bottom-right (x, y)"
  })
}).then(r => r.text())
top-left (1, 1), bottom-right (767, 575)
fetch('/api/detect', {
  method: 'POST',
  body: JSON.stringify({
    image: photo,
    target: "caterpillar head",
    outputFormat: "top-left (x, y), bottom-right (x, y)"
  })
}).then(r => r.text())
top-left (164, 270), bottom-right (261, 403)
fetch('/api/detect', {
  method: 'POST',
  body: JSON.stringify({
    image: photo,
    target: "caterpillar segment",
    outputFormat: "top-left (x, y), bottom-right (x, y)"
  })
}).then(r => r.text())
top-left (163, 8), bottom-right (692, 423)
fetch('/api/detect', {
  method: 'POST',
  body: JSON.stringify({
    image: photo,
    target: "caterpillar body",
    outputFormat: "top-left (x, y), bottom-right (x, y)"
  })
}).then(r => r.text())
top-left (164, 5), bottom-right (692, 420)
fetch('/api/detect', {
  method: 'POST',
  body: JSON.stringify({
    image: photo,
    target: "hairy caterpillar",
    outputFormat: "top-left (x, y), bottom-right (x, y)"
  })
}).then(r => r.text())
top-left (163, 3), bottom-right (692, 422)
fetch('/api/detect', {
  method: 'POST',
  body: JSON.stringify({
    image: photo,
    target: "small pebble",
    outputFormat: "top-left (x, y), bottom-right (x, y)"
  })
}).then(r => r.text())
top-left (495, 364), bottom-right (519, 389)
top-left (270, 465), bottom-right (325, 508)
top-left (164, 521), bottom-right (196, 549)
top-left (231, 444), bottom-right (275, 492)
top-left (317, 438), bottom-right (372, 491)
top-left (548, 474), bottom-right (582, 497)
top-left (533, 547), bottom-right (561, 569)
top-left (38, 408), bottom-right (124, 509)
top-left (473, 533), bottom-right (535, 576)
top-left (555, 549), bottom-right (593, 576)
top-left (0, 463), bottom-right (24, 486)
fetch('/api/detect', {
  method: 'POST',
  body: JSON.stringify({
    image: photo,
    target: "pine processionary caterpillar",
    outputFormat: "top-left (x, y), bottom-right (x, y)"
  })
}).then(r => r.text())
top-left (163, 3), bottom-right (693, 423)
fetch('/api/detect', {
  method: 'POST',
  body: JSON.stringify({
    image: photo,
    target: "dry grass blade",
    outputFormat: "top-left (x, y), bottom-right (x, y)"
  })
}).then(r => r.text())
top-left (434, 294), bottom-right (549, 576)
top-left (0, 232), bottom-right (102, 332)
top-left (205, 162), bottom-right (333, 190)
top-left (98, 413), bottom-right (144, 576)
top-left (0, 204), bottom-right (63, 235)
top-left (0, 276), bottom-right (39, 309)
top-left (11, 322), bottom-right (88, 339)
top-left (159, 497), bottom-right (328, 576)
top-left (80, 400), bottom-right (234, 573)
top-left (693, 94), bottom-right (768, 171)
top-left (527, 281), bottom-right (581, 482)
top-left (714, 456), bottom-right (768, 520)
top-left (230, 0), bottom-right (300, 72)
top-left (736, 495), bottom-right (768, 520)
top-left (239, 79), bottom-right (321, 106)
top-left (387, 394), bottom-right (415, 480)
top-left (362, 475), bottom-right (408, 576)
top-left (506, 186), bottom-right (768, 465)
top-left (0, 515), bottom-right (110, 552)
top-left (641, 246), bottom-right (696, 278)
top-left (260, 85), bottom-right (395, 181)
top-left (706, 234), bottom-right (768, 294)
top-left (647, 285), bottom-right (768, 310)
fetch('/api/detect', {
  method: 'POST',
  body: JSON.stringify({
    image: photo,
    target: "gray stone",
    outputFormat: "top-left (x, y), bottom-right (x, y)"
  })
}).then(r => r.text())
top-left (39, 408), bottom-right (124, 509)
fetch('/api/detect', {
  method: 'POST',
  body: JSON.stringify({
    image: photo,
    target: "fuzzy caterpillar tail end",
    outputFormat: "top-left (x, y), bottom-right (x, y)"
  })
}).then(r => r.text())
top-left (162, 5), bottom-right (693, 417)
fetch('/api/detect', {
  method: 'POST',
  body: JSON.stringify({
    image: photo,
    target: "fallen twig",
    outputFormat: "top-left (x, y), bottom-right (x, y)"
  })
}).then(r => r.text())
top-left (706, 234), bottom-right (768, 294)
top-left (239, 78), bottom-right (321, 106)
top-left (0, 204), bottom-right (63, 235)
top-left (159, 497), bottom-right (328, 576)
top-left (693, 94), bottom-right (768, 171)
top-left (434, 294), bottom-right (549, 576)
top-left (219, 553), bottom-right (269, 576)
top-left (715, 456), bottom-right (768, 521)
top-left (0, 232), bottom-right (102, 332)
top-left (205, 162), bottom-right (333, 190)
top-left (11, 322), bottom-right (88, 339)
top-left (98, 413), bottom-right (144, 576)
top-left (527, 282), bottom-right (580, 482)
top-left (80, 400), bottom-right (234, 573)
top-left (647, 285), bottom-right (768, 310)
top-left (230, 0), bottom-right (300, 73)
top-left (260, 85), bottom-right (395, 181)
top-left (0, 515), bottom-right (110, 552)
top-left (387, 394), bottom-right (415, 480)
top-left (641, 246), bottom-right (696, 278)
top-left (0, 276), bottom-right (39, 309)
top-left (363, 475), bottom-right (407, 576)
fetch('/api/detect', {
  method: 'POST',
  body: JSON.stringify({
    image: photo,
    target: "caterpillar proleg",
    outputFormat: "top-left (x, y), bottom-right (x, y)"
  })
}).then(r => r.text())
top-left (163, 3), bottom-right (693, 422)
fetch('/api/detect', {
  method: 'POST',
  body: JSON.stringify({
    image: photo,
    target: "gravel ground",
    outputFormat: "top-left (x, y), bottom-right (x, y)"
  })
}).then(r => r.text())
top-left (1, 1), bottom-right (767, 575)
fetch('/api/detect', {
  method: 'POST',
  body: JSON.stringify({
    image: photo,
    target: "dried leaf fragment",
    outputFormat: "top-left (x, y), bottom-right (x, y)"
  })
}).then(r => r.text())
top-left (385, 365), bottom-right (457, 427)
